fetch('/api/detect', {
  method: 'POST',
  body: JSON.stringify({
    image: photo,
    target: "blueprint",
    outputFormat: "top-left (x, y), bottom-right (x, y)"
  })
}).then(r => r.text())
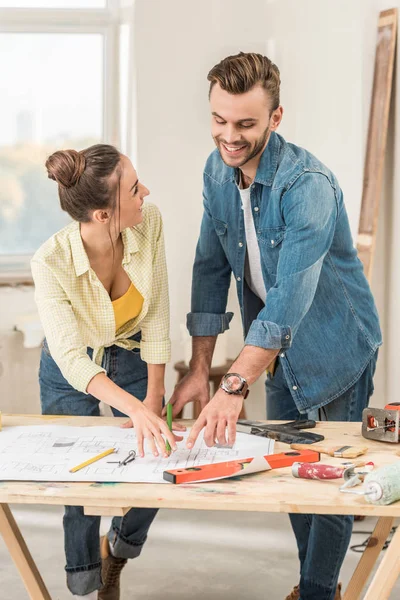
top-left (0, 425), bottom-right (274, 483)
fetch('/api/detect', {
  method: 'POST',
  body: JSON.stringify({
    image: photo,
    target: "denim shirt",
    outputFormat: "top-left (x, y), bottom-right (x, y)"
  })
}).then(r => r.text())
top-left (187, 132), bottom-right (382, 412)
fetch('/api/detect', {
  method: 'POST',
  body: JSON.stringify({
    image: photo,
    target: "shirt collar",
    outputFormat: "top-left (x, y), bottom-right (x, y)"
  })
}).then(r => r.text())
top-left (69, 222), bottom-right (90, 277)
top-left (69, 223), bottom-right (140, 277)
top-left (253, 131), bottom-right (281, 186)
top-left (234, 130), bottom-right (281, 187)
top-left (121, 227), bottom-right (139, 265)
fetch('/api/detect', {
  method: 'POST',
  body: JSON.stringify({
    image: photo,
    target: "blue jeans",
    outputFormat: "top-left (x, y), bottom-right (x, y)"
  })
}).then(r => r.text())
top-left (39, 333), bottom-right (158, 596)
top-left (265, 351), bottom-right (378, 600)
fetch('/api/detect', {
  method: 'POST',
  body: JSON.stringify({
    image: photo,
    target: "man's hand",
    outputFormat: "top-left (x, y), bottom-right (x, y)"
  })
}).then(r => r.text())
top-left (186, 388), bottom-right (243, 449)
top-left (165, 371), bottom-right (210, 418)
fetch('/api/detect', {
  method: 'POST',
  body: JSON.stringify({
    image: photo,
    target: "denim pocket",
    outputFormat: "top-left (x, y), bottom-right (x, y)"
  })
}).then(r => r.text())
top-left (257, 226), bottom-right (286, 274)
top-left (212, 217), bottom-right (228, 236)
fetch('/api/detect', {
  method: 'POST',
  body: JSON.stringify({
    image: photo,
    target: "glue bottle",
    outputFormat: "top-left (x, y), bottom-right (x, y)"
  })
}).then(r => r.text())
top-left (363, 462), bottom-right (400, 505)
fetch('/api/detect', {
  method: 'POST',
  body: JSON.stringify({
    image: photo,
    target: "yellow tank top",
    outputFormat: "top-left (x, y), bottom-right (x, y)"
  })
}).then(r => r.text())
top-left (112, 283), bottom-right (144, 332)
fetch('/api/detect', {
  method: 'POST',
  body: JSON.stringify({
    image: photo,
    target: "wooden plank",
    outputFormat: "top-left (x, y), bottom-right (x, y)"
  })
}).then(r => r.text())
top-left (343, 516), bottom-right (394, 600)
top-left (0, 503), bottom-right (51, 600)
top-left (357, 8), bottom-right (397, 281)
top-left (363, 522), bottom-right (400, 599)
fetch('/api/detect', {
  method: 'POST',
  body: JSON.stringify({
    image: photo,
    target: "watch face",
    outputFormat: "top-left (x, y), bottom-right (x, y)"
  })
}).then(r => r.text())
top-left (224, 375), bottom-right (243, 392)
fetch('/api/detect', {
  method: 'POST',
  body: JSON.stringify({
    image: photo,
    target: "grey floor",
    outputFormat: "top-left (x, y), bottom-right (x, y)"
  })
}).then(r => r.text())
top-left (1, 506), bottom-right (399, 599)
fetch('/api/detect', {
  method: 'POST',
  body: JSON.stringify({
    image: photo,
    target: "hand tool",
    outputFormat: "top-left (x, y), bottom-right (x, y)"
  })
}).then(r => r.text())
top-left (340, 462), bottom-right (375, 492)
top-left (107, 449), bottom-right (136, 467)
top-left (236, 419), bottom-right (324, 445)
top-left (292, 460), bottom-right (373, 481)
top-left (339, 462), bottom-right (400, 505)
top-left (362, 404), bottom-right (400, 443)
top-left (163, 448), bottom-right (320, 484)
top-left (291, 443), bottom-right (368, 459)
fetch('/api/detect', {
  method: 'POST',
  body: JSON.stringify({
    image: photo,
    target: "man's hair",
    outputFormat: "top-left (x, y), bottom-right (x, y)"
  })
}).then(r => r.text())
top-left (208, 52), bottom-right (280, 111)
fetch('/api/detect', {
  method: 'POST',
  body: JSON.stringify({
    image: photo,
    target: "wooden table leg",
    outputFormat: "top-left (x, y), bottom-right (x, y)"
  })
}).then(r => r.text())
top-left (0, 503), bottom-right (51, 600)
top-left (344, 516), bottom-right (394, 600)
top-left (361, 517), bottom-right (400, 600)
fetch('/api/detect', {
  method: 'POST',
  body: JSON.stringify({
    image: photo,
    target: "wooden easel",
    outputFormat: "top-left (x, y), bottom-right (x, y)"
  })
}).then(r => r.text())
top-left (357, 8), bottom-right (397, 281)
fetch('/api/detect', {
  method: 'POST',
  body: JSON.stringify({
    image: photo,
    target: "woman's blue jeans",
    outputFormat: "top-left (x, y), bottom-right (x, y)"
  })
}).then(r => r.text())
top-left (266, 351), bottom-right (378, 600)
top-left (39, 334), bottom-right (158, 596)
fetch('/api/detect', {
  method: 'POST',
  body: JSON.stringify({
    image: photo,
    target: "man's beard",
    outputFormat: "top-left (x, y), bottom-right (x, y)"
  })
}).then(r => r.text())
top-left (215, 124), bottom-right (271, 168)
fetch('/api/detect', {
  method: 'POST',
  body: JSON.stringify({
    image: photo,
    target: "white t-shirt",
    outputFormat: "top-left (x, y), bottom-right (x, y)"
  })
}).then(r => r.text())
top-left (239, 185), bottom-right (267, 302)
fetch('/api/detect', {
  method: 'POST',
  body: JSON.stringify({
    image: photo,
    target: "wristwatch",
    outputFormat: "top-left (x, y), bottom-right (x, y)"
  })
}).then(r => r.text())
top-left (220, 373), bottom-right (250, 399)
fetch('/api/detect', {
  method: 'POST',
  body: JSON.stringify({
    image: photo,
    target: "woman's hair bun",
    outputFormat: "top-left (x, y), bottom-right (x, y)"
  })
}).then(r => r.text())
top-left (45, 149), bottom-right (86, 188)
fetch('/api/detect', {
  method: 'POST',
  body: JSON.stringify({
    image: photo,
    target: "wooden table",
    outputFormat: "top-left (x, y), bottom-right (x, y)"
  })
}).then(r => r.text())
top-left (1, 415), bottom-right (400, 600)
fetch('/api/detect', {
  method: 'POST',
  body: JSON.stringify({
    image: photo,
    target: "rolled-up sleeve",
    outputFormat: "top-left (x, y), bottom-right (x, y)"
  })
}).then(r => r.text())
top-left (245, 173), bottom-right (338, 350)
top-left (139, 208), bottom-right (171, 364)
top-left (187, 191), bottom-right (233, 336)
top-left (31, 259), bottom-right (106, 393)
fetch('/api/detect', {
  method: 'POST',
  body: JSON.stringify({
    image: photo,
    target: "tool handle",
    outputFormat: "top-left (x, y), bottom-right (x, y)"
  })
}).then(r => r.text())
top-left (291, 444), bottom-right (368, 458)
top-left (291, 443), bottom-right (328, 455)
top-left (292, 462), bottom-right (345, 480)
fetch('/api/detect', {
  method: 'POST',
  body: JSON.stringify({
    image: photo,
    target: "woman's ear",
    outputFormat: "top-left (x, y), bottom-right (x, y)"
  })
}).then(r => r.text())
top-left (92, 209), bottom-right (110, 224)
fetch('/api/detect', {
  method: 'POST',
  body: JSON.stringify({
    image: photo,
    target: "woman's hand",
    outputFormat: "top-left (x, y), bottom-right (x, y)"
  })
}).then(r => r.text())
top-left (143, 396), bottom-right (187, 434)
top-left (121, 399), bottom-right (185, 457)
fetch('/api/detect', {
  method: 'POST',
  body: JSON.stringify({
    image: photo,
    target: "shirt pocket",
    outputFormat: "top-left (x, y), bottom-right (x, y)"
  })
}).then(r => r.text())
top-left (212, 217), bottom-right (228, 252)
top-left (213, 217), bottom-right (228, 236)
top-left (257, 226), bottom-right (286, 275)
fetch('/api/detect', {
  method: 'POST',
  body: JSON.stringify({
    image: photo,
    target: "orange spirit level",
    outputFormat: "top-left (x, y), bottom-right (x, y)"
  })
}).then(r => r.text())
top-left (163, 449), bottom-right (320, 484)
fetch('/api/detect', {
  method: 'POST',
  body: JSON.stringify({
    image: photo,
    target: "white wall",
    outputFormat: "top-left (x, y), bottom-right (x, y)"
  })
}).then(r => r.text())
top-left (133, 0), bottom-right (270, 416)
top-left (0, 0), bottom-right (393, 417)
top-left (134, 0), bottom-right (386, 416)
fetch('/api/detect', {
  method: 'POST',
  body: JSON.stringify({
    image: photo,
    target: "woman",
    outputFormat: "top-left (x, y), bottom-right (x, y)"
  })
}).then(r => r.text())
top-left (31, 144), bottom-right (184, 600)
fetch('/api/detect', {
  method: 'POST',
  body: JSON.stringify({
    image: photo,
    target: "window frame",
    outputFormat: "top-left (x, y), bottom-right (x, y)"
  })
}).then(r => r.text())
top-left (0, 1), bottom-right (125, 283)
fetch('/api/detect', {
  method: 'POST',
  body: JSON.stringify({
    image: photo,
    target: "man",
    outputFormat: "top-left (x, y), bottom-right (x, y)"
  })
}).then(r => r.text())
top-left (169, 52), bottom-right (381, 600)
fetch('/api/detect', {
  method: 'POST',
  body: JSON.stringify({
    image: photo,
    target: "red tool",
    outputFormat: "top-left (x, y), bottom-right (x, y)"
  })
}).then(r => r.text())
top-left (292, 463), bottom-right (345, 480)
top-left (292, 461), bottom-right (374, 481)
top-left (163, 449), bottom-right (320, 484)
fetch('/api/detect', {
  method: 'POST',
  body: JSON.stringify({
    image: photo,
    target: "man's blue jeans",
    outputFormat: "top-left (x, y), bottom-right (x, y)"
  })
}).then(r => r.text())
top-left (39, 333), bottom-right (158, 596)
top-left (265, 352), bottom-right (378, 600)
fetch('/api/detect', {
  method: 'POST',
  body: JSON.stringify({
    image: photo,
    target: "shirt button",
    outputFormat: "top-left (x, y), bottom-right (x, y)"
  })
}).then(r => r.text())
top-left (238, 242), bottom-right (243, 247)
top-left (292, 386), bottom-right (298, 391)
top-left (237, 276), bottom-right (241, 281)
top-left (271, 240), bottom-right (275, 245)
top-left (285, 335), bottom-right (290, 340)
top-left (254, 207), bottom-right (259, 212)
top-left (280, 353), bottom-right (285, 358)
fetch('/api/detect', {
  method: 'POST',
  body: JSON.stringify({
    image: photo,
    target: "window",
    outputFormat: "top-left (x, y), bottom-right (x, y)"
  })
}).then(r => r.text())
top-left (0, 1), bottom-right (106, 7)
top-left (0, 1), bottom-right (134, 282)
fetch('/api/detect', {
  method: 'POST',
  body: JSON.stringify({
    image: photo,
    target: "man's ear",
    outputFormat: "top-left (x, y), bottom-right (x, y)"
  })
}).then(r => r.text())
top-left (270, 106), bottom-right (283, 132)
top-left (92, 209), bottom-right (110, 224)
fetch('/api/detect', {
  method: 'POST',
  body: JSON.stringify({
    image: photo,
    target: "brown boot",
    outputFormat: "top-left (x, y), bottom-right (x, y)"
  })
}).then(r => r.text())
top-left (98, 535), bottom-right (127, 600)
top-left (285, 584), bottom-right (300, 600)
top-left (285, 582), bottom-right (342, 600)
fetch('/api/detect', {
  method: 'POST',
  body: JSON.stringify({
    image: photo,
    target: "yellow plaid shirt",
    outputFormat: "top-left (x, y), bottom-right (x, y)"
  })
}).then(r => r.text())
top-left (31, 203), bottom-right (171, 393)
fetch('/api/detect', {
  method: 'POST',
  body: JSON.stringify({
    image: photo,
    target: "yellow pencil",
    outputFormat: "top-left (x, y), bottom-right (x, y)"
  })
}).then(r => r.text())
top-left (69, 448), bottom-right (116, 473)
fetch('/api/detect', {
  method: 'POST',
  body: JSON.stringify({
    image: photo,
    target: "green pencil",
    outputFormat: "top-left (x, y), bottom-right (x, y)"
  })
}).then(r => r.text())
top-left (165, 403), bottom-right (173, 454)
